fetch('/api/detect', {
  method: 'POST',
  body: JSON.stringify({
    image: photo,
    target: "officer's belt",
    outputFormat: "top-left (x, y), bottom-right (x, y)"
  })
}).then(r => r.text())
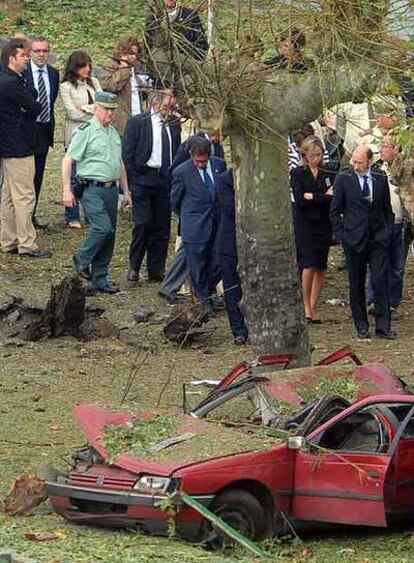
top-left (83, 179), bottom-right (117, 188)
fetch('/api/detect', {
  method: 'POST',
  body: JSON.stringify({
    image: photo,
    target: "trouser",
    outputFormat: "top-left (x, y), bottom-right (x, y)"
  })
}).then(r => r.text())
top-left (220, 253), bottom-right (248, 339)
top-left (33, 150), bottom-right (48, 215)
top-left (367, 222), bottom-right (411, 309)
top-left (0, 156), bottom-right (37, 254)
top-left (345, 243), bottom-right (390, 334)
top-left (129, 178), bottom-right (171, 279)
top-left (76, 184), bottom-right (119, 289)
top-left (33, 123), bottom-right (53, 215)
top-left (64, 158), bottom-right (80, 223)
top-left (159, 240), bottom-right (189, 297)
top-left (184, 238), bottom-right (220, 307)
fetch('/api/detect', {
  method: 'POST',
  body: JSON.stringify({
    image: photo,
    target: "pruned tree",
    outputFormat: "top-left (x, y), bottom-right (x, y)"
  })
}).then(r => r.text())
top-left (144, 0), bottom-right (411, 365)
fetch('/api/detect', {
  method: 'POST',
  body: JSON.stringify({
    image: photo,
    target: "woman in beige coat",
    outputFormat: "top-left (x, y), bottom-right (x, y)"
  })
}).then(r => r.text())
top-left (100, 37), bottom-right (152, 136)
top-left (60, 50), bottom-right (102, 227)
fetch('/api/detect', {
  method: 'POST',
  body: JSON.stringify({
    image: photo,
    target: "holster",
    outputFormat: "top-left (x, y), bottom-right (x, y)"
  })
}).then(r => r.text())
top-left (71, 175), bottom-right (88, 200)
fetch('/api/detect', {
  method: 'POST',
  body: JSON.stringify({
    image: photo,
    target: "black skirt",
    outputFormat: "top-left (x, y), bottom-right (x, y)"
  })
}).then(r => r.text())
top-left (295, 213), bottom-right (332, 270)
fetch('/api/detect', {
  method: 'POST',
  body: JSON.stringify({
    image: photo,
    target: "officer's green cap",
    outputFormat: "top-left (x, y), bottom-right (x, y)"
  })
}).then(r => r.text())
top-left (95, 91), bottom-right (118, 109)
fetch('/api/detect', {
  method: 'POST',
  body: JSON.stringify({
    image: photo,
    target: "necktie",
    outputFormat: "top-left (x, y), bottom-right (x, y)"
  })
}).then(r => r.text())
top-left (203, 168), bottom-right (215, 200)
top-left (37, 69), bottom-right (49, 123)
top-left (362, 175), bottom-right (370, 201)
top-left (161, 123), bottom-right (171, 177)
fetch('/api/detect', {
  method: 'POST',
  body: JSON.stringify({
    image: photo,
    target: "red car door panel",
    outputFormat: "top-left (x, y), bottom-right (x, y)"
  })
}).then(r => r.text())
top-left (292, 450), bottom-right (391, 526)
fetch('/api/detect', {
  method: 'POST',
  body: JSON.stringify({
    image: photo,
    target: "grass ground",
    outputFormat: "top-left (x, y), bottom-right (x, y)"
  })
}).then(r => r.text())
top-left (1, 1), bottom-right (414, 562)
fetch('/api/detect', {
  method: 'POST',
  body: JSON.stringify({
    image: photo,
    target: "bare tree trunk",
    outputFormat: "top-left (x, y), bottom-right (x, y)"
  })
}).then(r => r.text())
top-left (207, 0), bottom-right (219, 53)
top-left (231, 132), bottom-right (311, 365)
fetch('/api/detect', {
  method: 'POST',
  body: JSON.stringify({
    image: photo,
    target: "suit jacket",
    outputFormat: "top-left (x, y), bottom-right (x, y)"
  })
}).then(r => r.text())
top-left (100, 58), bottom-right (151, 135)
top-left (171, 157), bottom-right (227, 244)
top-left (0, 68), bottom-right (42, 158)
top-left (291, 166), bottom-right (335, 222)
top-left (330, 168), bottom-right (394, 253)
top-left (145, 6), bottom-right (208, 61)
top-left (59, 77), bottom-right (102, 148)
top-left (23, 62), bottom-right (59, 149)
top-left (122, 111), bottom-right (181, 185)
top-left (216, 169), bottom-right (238, 256)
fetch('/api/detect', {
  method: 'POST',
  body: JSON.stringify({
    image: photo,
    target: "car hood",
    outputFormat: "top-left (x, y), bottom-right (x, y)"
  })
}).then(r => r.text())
top-left (74, 404), bottom-right (275, 476)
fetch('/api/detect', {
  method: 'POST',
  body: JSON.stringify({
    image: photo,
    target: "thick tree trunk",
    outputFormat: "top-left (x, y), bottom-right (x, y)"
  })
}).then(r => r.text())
top-left (231, 132), bottom-right (311, 365)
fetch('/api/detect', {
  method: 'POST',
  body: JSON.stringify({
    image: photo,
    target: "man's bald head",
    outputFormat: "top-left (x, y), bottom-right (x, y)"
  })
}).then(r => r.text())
top-left (351, 144), bottom-right (373, 175)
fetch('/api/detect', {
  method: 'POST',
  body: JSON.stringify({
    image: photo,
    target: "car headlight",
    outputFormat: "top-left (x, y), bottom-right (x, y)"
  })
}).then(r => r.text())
top-left (133, 475), bottom-right (171, 494)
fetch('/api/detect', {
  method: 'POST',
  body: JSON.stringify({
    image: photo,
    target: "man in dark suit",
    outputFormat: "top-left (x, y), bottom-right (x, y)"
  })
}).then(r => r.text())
top-left (330, 144), bottom-right (394, 339)
top-left (145, 0), bottom-right (208, 62)
top-left (217, 165), bottom-right (248, 345)
top-left (171, 136), bottom-right (226, 314)
top-left (159, 131), bottom-right (225, 303)
top-left (23, 36), bottom-right (59, 229)
top-left (122, 88), bottom-right (181, 282)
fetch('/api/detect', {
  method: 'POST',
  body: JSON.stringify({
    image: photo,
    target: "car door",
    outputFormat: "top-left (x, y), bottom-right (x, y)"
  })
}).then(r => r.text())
top-left (291, 399), bottom-right (402, 527)
top-left (384, 404), bottom-right (414, 517)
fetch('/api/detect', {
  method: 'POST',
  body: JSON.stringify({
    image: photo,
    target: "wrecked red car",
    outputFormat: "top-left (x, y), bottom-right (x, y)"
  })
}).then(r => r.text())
top-left (46, 347), bottom-right (414, 543)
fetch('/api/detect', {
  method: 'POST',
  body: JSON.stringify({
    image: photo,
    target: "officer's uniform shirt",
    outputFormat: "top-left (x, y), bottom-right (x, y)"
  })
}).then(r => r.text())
top-left (66, 116), bottom-right (122, 181)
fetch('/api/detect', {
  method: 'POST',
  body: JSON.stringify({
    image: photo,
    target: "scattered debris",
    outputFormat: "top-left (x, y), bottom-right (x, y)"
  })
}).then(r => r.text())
top-left (24, 533), bottom-right (60, 542)
top-left (0, 475), bottom-right (47, 516)
top-left (0, 279), bottom-right (139, 346)
top-left (133, 308), bottom-right (154, 324)
top-left (163, 304), bottom-right (210, 344)
top-left (0, 551), bottom-right (37, 563)
top-left (325, 298), bottom-right (347, 306)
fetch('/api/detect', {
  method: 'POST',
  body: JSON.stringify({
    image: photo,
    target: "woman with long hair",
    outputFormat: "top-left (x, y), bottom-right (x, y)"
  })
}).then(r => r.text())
top-left (60, 50), bottom-right (102, 227)
top-left (291, 136), bottom-right (336, 323)
top-left (100, 36), bottom-right (152, 136)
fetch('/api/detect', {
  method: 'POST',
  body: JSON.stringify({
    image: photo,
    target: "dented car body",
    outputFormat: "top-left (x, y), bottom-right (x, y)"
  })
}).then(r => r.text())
top-left (46, 348), bottom-right (414, 541)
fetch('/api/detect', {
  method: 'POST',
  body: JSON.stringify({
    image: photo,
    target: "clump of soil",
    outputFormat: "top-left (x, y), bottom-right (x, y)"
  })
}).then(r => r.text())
top-left (163, 303), bottom-right (210, 344)
top-left (0, 277), bottom-right (120, 344)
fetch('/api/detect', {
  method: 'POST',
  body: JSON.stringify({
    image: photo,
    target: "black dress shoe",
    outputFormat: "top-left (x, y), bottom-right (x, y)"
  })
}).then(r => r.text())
top-left (147, 274), bottom-right (164, 283)
top-left (357, 330), bottom-right (371, 340)
top-left (158, 292), bottom-right (186, 304)
top-left (2, 248), bottom-right (18, 254)
top-left (19, 249), bottom-right (52, 259)
top-left (33, 217), bottom-right (49, 230)
top-left (93, 284), bottom-right (120, 295)
top-left (73, 254), bottom-right (91, 280)
top-left (375, 330), bottom-right (395, 340)
top-left (234, 335), bottom-right (247, 346)
top-left (127, 269), bottom-right (140, 282)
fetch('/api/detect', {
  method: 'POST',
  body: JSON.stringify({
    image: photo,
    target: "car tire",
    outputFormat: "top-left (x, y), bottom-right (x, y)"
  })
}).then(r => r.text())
top-left (204, 488), bottom-right (267, 549)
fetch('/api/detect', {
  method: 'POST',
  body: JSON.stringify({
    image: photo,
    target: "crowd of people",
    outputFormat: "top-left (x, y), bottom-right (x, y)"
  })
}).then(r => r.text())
top-left (0, 0), bottom-right (412, 345)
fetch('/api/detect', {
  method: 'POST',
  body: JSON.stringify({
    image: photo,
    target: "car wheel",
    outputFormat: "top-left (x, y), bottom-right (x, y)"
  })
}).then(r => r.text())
top-left (204, 488), bottom-right (267, 549)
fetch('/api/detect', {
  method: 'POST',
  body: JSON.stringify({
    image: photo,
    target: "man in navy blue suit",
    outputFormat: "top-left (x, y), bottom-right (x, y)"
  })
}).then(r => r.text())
top-left (171, 136), bottom-right (226, 314)
top-left (24, 36), bottom-right (59, 228)
top-left (159, 131), bottom-right (225, 303)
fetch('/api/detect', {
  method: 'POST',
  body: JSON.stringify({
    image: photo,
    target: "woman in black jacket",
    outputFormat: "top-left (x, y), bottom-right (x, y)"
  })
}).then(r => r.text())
top-left (291, 136), bottom-right (336, 323)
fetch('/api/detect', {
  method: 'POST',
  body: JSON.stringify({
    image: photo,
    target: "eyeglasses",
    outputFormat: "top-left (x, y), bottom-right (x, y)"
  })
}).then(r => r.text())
top-left (32, 49), bottom-right (49, 54)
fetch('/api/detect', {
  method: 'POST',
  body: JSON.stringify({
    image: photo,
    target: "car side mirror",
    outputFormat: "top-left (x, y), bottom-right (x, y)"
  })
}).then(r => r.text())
top-left (287, 436), bottom-right (307, 450)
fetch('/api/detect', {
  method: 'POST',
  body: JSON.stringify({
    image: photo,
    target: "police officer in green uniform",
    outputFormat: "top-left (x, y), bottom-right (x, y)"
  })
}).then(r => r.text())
top-left (62, 91), bottom-right (131, 293)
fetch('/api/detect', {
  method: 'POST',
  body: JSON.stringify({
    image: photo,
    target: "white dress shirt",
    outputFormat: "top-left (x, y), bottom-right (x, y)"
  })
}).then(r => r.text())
top-left (130, 69), bottom-right (141, 116)
top-left (197, 160), bottom-right (214, 183)
top-left (146, 109), bottom-right (172, 169)
top-left (30, 60), bottom-right (51, 122)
